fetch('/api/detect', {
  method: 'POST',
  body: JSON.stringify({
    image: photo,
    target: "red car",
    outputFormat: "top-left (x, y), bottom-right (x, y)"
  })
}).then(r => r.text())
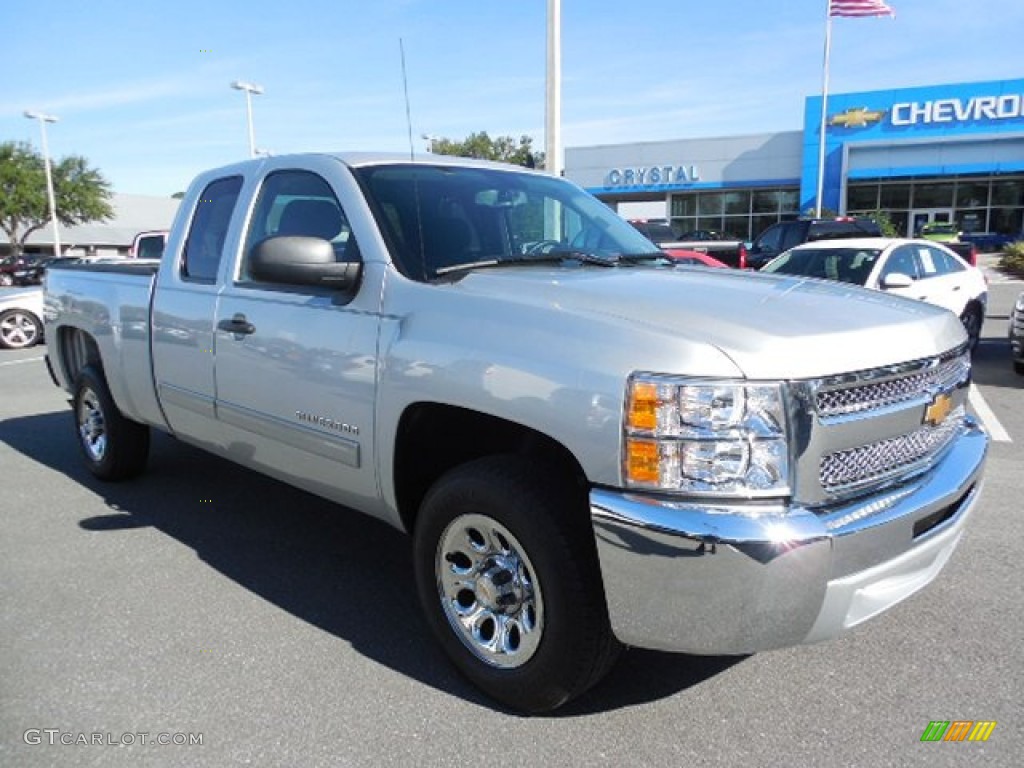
top-left (661, 248), bottom-right (729, 268)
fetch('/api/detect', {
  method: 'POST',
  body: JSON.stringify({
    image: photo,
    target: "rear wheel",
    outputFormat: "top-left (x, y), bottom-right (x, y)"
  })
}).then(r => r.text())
top-left (0, 309), bottom-right (42, 349)
top-left (1014, 360), bottom-right (1024, 376)
top-left (413, 455), bottom-right (619, 713)
top-left (72, 365), bottom-right (150, 480)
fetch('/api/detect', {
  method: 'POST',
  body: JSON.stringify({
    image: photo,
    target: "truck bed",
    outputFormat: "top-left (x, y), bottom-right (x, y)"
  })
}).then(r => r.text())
top-left (45, 259), bottom-right (163, 429)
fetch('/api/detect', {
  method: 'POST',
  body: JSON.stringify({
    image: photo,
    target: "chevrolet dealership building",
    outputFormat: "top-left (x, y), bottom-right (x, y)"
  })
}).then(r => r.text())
top-left (565, 77), bottom-right (1024, 241)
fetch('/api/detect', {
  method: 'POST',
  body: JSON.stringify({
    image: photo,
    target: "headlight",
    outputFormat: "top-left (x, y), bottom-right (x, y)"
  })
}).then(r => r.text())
top-left (624, 375), bottom-right (790, 497)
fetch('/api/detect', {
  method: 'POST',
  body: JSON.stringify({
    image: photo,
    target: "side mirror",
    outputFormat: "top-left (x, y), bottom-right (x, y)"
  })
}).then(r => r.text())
top-left (881, 272), bottom-right (913, 289)
top-left (249, 236), bottom-right (361, 290)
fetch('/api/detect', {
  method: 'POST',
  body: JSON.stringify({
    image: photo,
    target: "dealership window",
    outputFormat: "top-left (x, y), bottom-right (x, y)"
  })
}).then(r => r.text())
top-left (992, 180), bottom-right (1024, 206)
top-left (670, 186), bottom-right (798, 241)
top-left (847, 176), bottom-right (1024, 237)
top-left (956, 182), bottom-right (989, 208)
top-left (879, 184), bottom-right (910, 209)
top-left (846, 186), bottom-right (878, 211)
top-left (911, 183), bottom-right (955, 208)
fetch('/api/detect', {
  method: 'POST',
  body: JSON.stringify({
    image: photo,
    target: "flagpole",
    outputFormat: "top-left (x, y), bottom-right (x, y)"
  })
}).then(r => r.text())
top-left (815, 0), bottom-right (833, 218)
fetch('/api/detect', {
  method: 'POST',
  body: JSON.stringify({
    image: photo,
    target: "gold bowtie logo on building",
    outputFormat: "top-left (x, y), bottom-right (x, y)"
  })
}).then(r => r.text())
top-left (828, 107), bottom-right (887, 128)
top-left (924, 391), bottom-right (954, 427)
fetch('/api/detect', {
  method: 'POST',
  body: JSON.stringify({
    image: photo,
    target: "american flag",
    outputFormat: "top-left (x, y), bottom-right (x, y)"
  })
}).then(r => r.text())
top-left (830, 0), bottom-right (895, 17)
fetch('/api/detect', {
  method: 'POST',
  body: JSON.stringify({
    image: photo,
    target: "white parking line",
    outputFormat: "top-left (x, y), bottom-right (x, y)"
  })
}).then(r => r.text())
top-left (969, 383), bottom-right (1012, 442)
top-left (0, 356), bottom-right (45, 367)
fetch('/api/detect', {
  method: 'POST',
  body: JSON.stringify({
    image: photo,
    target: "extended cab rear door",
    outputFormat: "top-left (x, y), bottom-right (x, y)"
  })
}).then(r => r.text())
top-left (212, 158), bottom-right (383, 510)
top-left (151, 173), bottom-right (244, 443)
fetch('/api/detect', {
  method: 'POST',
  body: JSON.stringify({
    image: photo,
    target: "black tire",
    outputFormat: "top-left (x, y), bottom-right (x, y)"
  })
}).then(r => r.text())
top-left (413, 455), bottom-right (619, 713)
top-left (0, 308), bottom-right (43, 349)
top-left (72, 365), bottom-right (150, 481)
top-left (960, 305), bottom-right (982, 352)
top-left (1014, 360), bottom-right (1024, 376)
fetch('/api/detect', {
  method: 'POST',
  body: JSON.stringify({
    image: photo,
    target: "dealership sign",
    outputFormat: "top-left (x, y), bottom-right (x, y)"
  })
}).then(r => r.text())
top-left (829, 91), bottom-right (1024, 130)
top-left (892, 93), bottom-right (1024, 125)
top-left (606, 164), bottom-right (700, 188)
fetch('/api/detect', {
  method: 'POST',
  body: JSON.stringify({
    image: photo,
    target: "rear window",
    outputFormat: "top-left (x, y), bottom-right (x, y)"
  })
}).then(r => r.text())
top-left (762, 246), bottom-right (882, 285)
top-left (808, 220), bottom-right (880, 241)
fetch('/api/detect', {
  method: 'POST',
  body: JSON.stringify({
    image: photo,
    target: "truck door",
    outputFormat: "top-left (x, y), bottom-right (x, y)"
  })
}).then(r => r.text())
top-left (151, 174), bottom-right (243, 444)
top-left (212, 167), bottom-right (382, 509)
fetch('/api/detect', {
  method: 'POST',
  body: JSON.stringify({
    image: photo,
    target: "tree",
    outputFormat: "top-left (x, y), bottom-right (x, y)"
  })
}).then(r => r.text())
top-left (0, 141), bottom-right (114, 259)
top-left (428, 132), bottom-right (544, 169)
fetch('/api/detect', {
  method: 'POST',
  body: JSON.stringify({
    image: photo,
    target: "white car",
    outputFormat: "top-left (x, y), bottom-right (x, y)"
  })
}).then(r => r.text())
top-left (761, 237), bottom-right (988, 348)
top-left (0, 287), bottom-right (44, 349)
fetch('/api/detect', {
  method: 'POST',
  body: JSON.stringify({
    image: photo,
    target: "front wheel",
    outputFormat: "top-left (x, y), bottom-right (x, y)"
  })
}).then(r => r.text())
top-left (413, 455), bottom-right (619, 713)
top-left (72, 365), bottom-right (150, 481)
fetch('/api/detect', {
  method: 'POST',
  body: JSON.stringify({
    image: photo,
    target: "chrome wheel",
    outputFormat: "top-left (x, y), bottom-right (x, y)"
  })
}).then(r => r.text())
top-left (0, 310), bottom-right (41, 349)
top-left (436, 512), bottom-right (544, 669)
top-left (77, 386), bottom-right (108, 463)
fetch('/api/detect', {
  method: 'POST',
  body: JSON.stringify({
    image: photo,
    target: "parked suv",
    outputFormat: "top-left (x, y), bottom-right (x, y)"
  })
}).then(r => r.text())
top-left (748, 217), bottom-right (882, 270)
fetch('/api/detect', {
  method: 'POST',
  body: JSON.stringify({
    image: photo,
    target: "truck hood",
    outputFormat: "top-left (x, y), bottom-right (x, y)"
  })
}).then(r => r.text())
top-left (447, 265), bottom-right (966, 380)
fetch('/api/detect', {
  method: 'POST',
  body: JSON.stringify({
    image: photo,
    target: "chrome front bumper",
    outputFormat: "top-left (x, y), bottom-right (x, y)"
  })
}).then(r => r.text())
top-left (590, 420), bottom-right (987, 655)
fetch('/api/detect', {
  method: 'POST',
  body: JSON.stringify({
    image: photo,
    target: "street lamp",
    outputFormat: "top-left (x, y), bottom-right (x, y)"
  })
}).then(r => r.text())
top-left (230, 80), bottom-right (264, 158)
top-left (23, 110), bottom-right (62, 257)
top-left (421, 133), bottom-right (441, 153)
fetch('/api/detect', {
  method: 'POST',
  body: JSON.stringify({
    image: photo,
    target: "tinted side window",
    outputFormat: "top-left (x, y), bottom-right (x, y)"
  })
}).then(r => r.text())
top-left (182, 176), bottom-right (243, 282)
top-left (242, 170), bottom-right (359, 283)
top-left (881, 245), bottom-right (921, 281)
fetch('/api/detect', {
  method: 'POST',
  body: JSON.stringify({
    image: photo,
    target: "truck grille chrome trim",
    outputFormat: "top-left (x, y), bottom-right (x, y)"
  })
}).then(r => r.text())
top-left (820, 406), bottom-right (965, 492)
top-left (814, 350), bottom-right (970, 418)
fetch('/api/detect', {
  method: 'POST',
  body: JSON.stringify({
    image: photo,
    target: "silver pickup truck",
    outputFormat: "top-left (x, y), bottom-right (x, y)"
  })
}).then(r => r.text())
top-left (44, 152), bottom-right (987, 713)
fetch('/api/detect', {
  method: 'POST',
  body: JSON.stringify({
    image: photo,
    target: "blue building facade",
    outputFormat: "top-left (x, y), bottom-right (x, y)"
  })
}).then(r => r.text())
top-left (566, 77), bottom-right (1024, 241)
top-left (803, 78), bottom-right (1024, 235)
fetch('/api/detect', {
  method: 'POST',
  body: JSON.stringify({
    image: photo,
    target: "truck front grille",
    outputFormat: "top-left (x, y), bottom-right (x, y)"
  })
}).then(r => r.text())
top-left (815, 352), bottom-right (969, 418)
top-left (820, 406), bottom-right (965, 492)
top-left (801, 345), bottom-right (972, 501)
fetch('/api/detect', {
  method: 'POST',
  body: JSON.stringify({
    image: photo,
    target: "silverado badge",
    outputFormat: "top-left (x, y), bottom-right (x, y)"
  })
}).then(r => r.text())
top-left (923, 391), bottom-right (954, 427)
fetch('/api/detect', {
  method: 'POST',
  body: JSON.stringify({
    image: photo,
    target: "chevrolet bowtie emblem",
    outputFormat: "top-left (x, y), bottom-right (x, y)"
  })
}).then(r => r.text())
top-left (924, 392), bottom-right (954, 427)
top-left (828, 107), bottom-right (886, 128)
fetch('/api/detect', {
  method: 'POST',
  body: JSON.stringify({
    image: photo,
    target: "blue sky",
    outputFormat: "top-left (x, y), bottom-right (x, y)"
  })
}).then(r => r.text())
top-left (3, 0), bottom-right (1022, 196)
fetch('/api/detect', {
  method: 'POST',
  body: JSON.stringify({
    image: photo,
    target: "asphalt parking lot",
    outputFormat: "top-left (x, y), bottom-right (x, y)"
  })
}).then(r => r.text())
top-left (1, 278), bottom-right (1022, 768)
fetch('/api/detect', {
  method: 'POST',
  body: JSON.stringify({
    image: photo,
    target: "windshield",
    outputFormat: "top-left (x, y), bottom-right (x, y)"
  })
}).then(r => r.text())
top-left (353, 163), bottom-right (658, 280)
top-left (761, 246), bottom-right (882, 286)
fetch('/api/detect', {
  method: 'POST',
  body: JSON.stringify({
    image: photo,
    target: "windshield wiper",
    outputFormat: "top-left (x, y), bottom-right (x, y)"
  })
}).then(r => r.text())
top-left (435, 251), bottom-right (618, 276)
top-left (616, 251), bottom-right (674, 265)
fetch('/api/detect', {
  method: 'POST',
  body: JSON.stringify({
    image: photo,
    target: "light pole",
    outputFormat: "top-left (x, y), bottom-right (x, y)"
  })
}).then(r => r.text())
top-left (545, 0), bottom-right (562, 177)
top-left (230, 80), bottom-right (264, 158)
top-left (23, 110), bottom-right (62, 257)
top-left (421, 133), bottom-right (441, 153)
